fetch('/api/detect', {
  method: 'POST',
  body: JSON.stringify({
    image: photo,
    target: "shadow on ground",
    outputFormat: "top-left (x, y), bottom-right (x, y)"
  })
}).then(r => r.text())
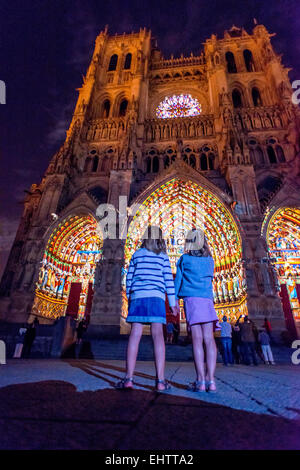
top-left (0, 378), bottom-right (300, 450)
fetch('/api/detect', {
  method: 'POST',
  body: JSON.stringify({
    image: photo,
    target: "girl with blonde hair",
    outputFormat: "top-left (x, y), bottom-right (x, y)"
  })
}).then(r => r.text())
top-left (175, 228), bottom-right (219, 392)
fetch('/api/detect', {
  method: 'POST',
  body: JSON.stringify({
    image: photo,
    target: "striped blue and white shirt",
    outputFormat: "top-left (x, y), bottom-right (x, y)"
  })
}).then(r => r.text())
top-left (126, 248), bottom-right (176, 307)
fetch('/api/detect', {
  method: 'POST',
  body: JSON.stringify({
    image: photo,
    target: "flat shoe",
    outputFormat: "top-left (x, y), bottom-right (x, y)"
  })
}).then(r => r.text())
top-left (114, 377), bottom-right (134, 390)
top-left (207, 380), bottom-right (217, 393)
top-left (155, 379), bottom-right (172, 393)
top-left (187, 380), bottom-right (206, 392)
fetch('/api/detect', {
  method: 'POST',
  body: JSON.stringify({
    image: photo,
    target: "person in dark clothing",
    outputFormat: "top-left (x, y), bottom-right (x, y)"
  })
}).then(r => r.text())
top-left (173, 322), bottom-right (180, 344)
top-left (251, 319), bottom-right (265, 363)
top-left (236, 315), bottom-right (258, 365)
top-left (22, 318), bottom-right (39, 358)
top-left (231, 325), bottom-right (241, 364)
top-left (76, 320), bottom-right (87, 344)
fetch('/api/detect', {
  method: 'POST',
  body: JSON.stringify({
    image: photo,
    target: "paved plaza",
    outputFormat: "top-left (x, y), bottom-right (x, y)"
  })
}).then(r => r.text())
top-left (1, 358), bottom-right (300, 450)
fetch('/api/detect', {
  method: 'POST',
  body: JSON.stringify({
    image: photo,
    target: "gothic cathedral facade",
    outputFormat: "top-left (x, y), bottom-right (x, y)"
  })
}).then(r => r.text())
top-left (1, 24), bottom-right (300, 338)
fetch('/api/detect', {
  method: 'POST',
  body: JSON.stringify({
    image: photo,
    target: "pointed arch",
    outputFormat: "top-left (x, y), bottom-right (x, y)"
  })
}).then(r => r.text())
top-left (123, 178), bottom-right (246, 323)
top-left (32, 214), bottom-right (103, 320)
top-left (225, 51), bottom-right (237, 73)
top-left (124, 52), bottom-right (132, 70)
top-left (108, 54), bottom-right (118, 71)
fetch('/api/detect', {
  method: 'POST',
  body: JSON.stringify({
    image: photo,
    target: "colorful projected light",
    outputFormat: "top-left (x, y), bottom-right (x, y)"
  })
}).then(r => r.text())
top-left (267, 207), bottom-right (300, 323)
top-left (156, 94), bottom-right (202, 119)
top-left (123, 179), bottom-right (247, 323)
top-left (32, 215), bottom-right (102, 320)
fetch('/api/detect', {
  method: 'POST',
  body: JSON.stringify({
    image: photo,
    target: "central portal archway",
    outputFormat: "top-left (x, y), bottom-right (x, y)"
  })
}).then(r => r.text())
top-left (123, 178), bottom-right (247, 326)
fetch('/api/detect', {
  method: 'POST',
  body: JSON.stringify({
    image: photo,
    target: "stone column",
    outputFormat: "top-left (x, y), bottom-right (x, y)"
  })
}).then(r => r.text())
top-left (241, 223), bottom-right (285, 335)
top-left (88, 238), bottom-right (125, 337)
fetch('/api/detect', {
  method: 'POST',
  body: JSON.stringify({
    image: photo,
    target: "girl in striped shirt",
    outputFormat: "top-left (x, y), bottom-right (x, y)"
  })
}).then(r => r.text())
top-left (115, 226), bottom-right (177, 392)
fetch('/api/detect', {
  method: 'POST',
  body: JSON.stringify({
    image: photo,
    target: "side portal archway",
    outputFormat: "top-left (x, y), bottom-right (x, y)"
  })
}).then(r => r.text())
top-left (123, 178), bottom-right (247, 326)
top-left (266, 207), bottom-right (300, 337)
top-left (32, 214), bottom-right (102, 321)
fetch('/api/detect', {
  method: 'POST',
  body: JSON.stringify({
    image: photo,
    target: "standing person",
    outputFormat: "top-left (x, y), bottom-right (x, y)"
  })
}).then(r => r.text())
top-left (22, 318), bottom-right (39, 358)
top-left (13, 325), bottom-right (27, 358)
top-left (263, 317), bottom-right (274, 343)
top-left (237, 315), bottom-right (258, 366)
top-left (76, 319), bottom-right (87, 345)
top-left (220, 316), bottom-right (234, 366)
top-left (231, 324), bottom-right (241, 364)
top-left (175, 228), bottom-right (219, 393)
top-left (258, 327), bottom-right (276, 365)
top-left (166, 322), bottom-right (174, 344)
top-left (115, 226), bottom-right (177, 392)
top-left (173, 322), bottom-right (180, 344)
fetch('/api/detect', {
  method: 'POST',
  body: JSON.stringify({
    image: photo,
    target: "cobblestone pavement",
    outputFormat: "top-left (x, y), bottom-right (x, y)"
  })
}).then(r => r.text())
top-left (0, 359), bottom-right (300, 449)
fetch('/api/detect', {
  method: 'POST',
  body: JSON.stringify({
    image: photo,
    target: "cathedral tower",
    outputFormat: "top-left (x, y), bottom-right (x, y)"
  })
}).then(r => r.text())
top-left (1, 23), bottom-right (299, 338)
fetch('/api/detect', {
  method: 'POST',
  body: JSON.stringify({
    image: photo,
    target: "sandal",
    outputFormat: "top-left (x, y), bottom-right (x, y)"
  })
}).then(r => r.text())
top-left (155, 379), bottom-right (172, 393)
top-left (206, 380), bottom-right (217, 393)
top-left (187, 380), bottom-right (206, 392)
top-left (114, 377), bottom-right (134, 390)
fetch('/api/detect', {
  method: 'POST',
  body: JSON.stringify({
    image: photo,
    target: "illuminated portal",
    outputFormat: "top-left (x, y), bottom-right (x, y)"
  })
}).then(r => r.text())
top-left (156, 94), bottom-right (202, 119)
top-left (267, 208), bottom-right (300, 332)
top-left (123, 179), bottom-right (247, 324)
top-left (32, 215), bottom-right (102, 320)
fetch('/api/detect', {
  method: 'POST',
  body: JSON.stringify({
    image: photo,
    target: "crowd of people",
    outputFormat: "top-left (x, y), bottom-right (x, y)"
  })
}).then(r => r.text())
top-left (12, 317), bottom-right (89, 359)
top-left (218, 315), bottom-right (275, 366)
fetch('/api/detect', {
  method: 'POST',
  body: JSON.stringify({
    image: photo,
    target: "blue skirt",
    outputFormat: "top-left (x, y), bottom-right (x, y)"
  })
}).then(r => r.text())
top-left (126, 297), bottom-right (166, 324)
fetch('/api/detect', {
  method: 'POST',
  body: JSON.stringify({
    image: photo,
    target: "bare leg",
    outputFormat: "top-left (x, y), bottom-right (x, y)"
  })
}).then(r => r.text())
top-left (190, 324), bottom-right (206, 387)
top-left (151, 323), bottom-right (166, 390)
top-left (126, 322), bottom-right (143, 385)
top-left (202, 322), bottom-right (217, 390)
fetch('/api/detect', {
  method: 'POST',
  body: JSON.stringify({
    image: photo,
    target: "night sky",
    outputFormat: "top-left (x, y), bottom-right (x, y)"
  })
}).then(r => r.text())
top-left (0, 0), bottom-right (300, 276)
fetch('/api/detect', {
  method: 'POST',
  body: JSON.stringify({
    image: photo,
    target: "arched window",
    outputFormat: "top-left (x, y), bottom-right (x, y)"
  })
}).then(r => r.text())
top-left (108, 54), bottom-right (118, 71)
top-left (200, 153), bottom-right (208, 171)
top-left (225, 51), bottom-right (237, 73)
top-left (119, 99), bottom-right (128, 117)
top-left (124, 53), bottom-right (132, 70)
top-left (92, 156), bottom-right (99, 172)
top-left (243, 49), bottom-right (255, 72)
top-left (276, 145), bottom-right (285, 163)
top-left (146, 157), bottom-right (152, 173)
top-left (249, 144), bottom-right (265, 166)
top-left (267, 146), bottom-right (277, 164)
top-left (232, 89), bottom-right (242, 108)
top-left (102, 99), bottom-right (110, 118)
top-left (208, 153), bottom-right (214, 170)
top-left (252, 87), bottom-right (262, 107)
top-left (153, 156), bottom-right (159, 173)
